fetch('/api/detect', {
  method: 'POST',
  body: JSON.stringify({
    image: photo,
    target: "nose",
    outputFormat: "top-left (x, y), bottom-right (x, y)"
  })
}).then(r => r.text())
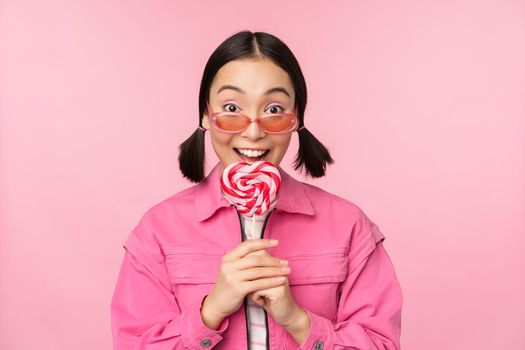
top-left (240, 114), bottom-right (266, 140)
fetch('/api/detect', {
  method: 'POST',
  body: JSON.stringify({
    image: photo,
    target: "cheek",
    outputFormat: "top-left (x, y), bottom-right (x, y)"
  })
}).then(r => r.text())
top-left (272, 135), bottom-right (292, 150)
top-left (268, 135), bottom-right (292, 162)
top-left (210, 131), bottom-right (235, 147)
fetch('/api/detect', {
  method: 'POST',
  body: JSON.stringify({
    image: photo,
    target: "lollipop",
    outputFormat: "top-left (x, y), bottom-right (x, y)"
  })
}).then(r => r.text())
top-left (220, 161), bottom-right (281, 235)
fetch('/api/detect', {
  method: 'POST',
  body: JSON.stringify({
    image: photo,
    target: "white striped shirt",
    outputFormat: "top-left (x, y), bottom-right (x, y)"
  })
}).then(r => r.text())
top-left (241, 204), bottom-right (275, 350)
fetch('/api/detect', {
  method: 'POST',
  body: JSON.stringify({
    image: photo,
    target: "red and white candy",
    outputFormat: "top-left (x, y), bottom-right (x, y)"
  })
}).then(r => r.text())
top-left (220, 161), bottom-right (281, 218)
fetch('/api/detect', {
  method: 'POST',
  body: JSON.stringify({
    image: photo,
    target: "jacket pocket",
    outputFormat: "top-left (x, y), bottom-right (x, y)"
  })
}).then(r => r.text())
top-left (282, 246), bottom-right (348, 322)
top-left (162, 246), bottom-right (225, 284)
top-left (161, 246), bottom-right (225, 314)
top-left (284, 246), bottom-right (348, 285)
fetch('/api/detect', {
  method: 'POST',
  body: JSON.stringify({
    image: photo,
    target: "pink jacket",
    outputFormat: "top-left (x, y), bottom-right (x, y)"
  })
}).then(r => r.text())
top-left (110, 162), bottom-right (403, 349)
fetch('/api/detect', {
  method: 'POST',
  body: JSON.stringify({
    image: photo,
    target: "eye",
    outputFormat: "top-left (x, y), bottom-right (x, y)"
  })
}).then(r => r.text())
top-left (265, 104), bottom-right (284, 114)
top-left (223, 103), bottom-right (241, 113)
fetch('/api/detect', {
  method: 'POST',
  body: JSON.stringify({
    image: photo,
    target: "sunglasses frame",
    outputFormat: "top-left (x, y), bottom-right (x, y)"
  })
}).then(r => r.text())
top-left (206, 101), bottom-right (299, 134)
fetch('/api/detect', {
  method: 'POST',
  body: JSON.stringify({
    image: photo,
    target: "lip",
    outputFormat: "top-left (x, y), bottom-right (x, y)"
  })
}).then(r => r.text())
top-left (235, 147), bottom-right (269, 151)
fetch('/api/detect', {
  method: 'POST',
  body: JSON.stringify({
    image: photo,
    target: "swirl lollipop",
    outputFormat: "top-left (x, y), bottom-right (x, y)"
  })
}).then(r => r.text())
top-left (220, 161), bottom-right (281, 235)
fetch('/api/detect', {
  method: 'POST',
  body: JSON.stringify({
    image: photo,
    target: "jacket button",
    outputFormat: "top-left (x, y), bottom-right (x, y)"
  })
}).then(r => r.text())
top-left (200, 338), bottom-right (212, 347)
top-left (313, 340), bottom-right (324, 349)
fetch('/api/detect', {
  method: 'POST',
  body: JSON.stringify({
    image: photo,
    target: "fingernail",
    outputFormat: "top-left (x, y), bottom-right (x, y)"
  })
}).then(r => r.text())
top-left (281, 266), bottom-right (290, 272)
top-left (270, 239), bottom-right (279, 244)
top-left (275, 277), bottom-right (286, 282)
top-left (280, 260), bottom-right (289, 265)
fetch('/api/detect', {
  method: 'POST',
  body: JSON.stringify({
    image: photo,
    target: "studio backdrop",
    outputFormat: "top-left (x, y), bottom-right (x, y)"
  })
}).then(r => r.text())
top-left (1, 0), bottom-right (524, 349)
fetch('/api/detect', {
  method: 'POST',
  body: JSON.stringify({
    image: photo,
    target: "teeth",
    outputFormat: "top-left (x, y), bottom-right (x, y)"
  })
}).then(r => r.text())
top-left (237, 148), bottom-right (267, 158)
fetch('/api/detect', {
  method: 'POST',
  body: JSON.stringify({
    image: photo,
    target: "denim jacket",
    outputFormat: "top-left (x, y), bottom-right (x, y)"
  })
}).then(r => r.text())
top-left (110, 162), bottom-right (403, 349)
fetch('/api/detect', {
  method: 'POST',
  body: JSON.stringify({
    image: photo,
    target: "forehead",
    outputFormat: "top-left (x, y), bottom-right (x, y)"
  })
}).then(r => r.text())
top-left (210, 58), bottom-right (295, 100)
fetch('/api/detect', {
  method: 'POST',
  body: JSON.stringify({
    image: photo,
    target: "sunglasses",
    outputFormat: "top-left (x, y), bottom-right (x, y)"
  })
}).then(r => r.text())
top-left (206, 102), bottom-right (299, 134)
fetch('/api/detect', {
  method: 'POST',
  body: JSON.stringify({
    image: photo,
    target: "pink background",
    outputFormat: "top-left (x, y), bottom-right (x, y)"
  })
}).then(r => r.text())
top-left (1, 0), bottom-right (524, 349)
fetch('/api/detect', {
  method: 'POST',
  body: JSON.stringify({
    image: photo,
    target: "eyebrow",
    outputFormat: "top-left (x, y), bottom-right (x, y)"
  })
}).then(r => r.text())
top-left (216, 84), bottom-right (291, 98)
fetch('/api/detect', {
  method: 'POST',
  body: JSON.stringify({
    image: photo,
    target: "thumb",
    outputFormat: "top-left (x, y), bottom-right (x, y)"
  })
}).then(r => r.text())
top-left (250, 291), bottom-right (265, 306)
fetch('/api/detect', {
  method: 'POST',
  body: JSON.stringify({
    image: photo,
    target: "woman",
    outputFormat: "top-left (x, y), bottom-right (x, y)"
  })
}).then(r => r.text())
top-left (111, 30), bottom-right (403, 349)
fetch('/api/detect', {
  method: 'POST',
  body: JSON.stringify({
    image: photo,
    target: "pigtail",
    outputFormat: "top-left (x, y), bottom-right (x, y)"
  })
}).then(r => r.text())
top-left (178, 127), bottom-right (206, 183)
top-left (293, 127), bottom-right (334, 178)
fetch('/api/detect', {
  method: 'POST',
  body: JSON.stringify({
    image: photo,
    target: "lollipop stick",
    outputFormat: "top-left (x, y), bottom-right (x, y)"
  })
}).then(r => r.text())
top-left (252, 214), bottom-right (256, 239)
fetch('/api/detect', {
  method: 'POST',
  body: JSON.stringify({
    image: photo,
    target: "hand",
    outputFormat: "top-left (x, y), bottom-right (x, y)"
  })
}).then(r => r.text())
top-left (245, 247), bottom-right (312, 345)
top-left (203, 239), bottom-right (291, 320)
top-left (245, 249), bottom-right (304, 329)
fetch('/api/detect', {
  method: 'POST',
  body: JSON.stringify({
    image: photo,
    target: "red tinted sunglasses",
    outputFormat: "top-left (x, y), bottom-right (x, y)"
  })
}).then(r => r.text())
top-left (206, 102), bottom-right (298, 134)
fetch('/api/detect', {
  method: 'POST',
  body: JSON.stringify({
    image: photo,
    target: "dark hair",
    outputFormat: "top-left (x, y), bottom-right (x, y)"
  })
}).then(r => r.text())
top-left (178, 30), bottom-right (334, 182)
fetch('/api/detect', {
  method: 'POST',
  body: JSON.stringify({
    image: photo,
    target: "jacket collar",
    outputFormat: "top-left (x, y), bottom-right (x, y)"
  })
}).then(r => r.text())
top-left (196, 162), bottom-right (315, 222)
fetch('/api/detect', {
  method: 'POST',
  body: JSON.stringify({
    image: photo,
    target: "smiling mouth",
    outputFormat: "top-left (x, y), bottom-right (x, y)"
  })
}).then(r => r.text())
top-left (234, 148), bottom-right (270, 164)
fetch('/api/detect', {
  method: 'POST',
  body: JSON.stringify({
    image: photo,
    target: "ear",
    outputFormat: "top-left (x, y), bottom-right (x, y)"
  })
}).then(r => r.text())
top-left (201, 111), bottom-right (211, 130)
top-left (293, 106), bottom-right (300, 131)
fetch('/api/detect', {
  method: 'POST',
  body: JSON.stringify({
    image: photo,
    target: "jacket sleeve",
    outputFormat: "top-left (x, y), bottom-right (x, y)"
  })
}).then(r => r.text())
top-left (284, 210), bottom-right (403, 349)
top-left (110, 220), bottom-right (230, 350)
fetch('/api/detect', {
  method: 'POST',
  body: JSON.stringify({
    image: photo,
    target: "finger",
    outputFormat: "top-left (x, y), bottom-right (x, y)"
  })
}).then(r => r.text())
top-left (235, 255), bottom-right (288, 271)
top-left (250, 291), bottom-right (264, 306)
top-left (245, 249), bottom-right (268, 256)
top-left (225, 239), bottom-right (279, 261)
top-left (244, 248), bottom-right (273, 260)
top-left (237, 266), bottom-right (291, 282)
top-left (243, 276), bottom-right (288, 295)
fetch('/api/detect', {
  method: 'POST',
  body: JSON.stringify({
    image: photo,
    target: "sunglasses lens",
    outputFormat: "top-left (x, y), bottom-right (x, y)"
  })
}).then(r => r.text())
top-left (260, 115), bottom-right (295, 133)
top-left (214, 114), bottom-right (249, 131)
top-left (213, 113), bottom-right (296, 133)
